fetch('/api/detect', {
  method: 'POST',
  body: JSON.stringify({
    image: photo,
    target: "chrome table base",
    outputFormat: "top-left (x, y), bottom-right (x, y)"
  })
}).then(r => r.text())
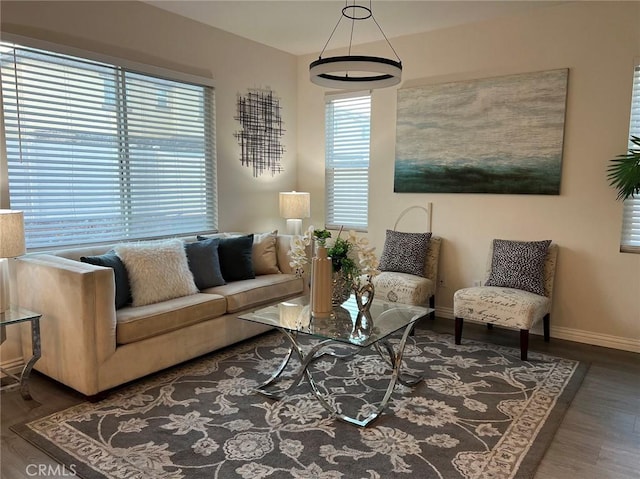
top-left (256, 322), bottom-right (420, 427)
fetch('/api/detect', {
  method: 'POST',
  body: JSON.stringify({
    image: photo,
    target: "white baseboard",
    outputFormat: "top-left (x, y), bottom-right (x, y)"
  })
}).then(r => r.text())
top-left (435, 306), bottom-right (454, 320)
top-left (435, 306), bottom-right (640, 354)
top-left (550, 326), bottom-right (640, 353)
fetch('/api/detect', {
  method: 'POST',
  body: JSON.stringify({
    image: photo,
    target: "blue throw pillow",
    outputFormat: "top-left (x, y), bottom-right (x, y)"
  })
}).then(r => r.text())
top-left (80, 250), bottom-right (131, 309)
top-left (216, 234), bottom-right (255, 282)
top-left (184, 238), bottom-right (225, 290)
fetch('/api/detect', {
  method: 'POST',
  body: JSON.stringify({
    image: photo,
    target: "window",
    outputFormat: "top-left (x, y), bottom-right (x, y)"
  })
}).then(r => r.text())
top-left (325, 92), bottom-right (371, 231)
top-left (1, 42), bottom-right (216, 249)
top-left (621, 65), bottom-right (640, 253)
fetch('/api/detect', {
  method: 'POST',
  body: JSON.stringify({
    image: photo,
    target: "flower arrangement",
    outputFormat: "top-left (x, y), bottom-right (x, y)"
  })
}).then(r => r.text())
top-left (289, 226), bottom-right (379, 284)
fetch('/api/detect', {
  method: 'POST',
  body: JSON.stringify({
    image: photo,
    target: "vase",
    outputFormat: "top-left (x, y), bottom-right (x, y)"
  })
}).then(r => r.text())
top-left (311, 246), bottom-right (333, 318)
top-left (331, 270), bottom-right (352, 307)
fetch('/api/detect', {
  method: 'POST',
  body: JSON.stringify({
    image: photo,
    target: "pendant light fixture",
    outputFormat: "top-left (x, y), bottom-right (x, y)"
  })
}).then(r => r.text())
top-left (310, 0), bottom-right (402, 90)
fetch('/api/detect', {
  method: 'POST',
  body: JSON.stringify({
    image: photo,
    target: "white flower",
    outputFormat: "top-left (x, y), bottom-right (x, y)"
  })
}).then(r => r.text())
top-left (288, 225), bottom-right (379, 279)
top-left (289, 225), bottom-right (315, 277)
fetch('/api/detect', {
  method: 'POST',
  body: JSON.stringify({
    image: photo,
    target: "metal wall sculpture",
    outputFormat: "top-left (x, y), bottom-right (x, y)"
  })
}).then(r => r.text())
top-left (394, 69), bottom-right (569, 194)
top-left (234, 88), bottom-right (285, 177)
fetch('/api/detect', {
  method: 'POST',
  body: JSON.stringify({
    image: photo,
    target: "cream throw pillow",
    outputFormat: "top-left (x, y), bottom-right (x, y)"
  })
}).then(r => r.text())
top-left (253, 231), bottom-right (280, 275)
top-left (115, 239), bottom-right (198, 307)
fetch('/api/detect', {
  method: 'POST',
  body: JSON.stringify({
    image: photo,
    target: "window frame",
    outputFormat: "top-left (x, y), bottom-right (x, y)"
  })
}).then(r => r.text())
top-left (324, 91), bottom-right (371, 232)
top-left (1, 34), bottom-right (217, 250)
top-left (620, 63), bottom-right (640, 254)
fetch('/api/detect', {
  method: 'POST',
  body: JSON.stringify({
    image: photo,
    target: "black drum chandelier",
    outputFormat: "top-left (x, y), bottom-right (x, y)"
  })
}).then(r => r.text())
top-left (309, 1), bottom-right (402, 90)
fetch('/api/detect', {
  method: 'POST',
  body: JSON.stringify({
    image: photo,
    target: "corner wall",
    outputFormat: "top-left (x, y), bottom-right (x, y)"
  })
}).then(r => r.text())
top-left (0, 1), bottom-right (299, 366)
top-left (297, 1), bottom-right (640, 351)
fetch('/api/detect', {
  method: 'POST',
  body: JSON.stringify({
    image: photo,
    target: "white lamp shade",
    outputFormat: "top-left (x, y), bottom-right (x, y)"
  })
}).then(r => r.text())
top-left (0, 210), bottom-right (25, 258)
top-left (279, 192), bottom-right (310, 219)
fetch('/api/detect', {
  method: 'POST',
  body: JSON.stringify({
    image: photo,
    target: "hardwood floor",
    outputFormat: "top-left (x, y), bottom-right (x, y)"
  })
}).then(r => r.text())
top-left (1, 317), bottom-right (639, 478)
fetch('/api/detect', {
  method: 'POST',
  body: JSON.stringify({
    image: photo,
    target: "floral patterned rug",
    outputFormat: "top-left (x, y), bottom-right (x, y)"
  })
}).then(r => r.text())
top-left (13, 330), bottom-right (586, 479)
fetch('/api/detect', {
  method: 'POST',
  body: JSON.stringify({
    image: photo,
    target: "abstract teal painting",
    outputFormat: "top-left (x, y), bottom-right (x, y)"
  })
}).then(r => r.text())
top-left (394, 69), bottom-right (568, 194)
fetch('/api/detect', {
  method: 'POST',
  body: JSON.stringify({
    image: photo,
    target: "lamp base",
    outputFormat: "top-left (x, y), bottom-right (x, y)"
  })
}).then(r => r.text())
top-left (0, 258), bottom-right (10, 314)
top-left (285, 219), bottom-right (303, 236)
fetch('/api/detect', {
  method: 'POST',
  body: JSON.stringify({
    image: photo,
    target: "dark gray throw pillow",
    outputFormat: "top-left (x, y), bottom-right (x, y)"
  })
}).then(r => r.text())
top-left (216, 234), bottom-right (255, 282)
top-left (484, 239), bottom-right (551, 295)
top-left (80, 250), bottom-right (131, 309)
top-left (184, 238), bottom-right (225, 290)
top-left (378, 230), bottom-right (432, 277)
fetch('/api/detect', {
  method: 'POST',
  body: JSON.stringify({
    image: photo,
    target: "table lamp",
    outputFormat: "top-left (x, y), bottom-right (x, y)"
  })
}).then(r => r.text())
top-left (0, 210), bottom-right (26, 313)
top-left (279, 191), bottom-right (310, 235)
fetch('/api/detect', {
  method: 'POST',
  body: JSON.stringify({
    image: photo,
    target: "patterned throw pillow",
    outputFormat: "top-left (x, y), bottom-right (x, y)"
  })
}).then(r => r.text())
top-left (484, 239), bottom-right (551, 295)
top-left (379, 230), bottom-right (432, 277)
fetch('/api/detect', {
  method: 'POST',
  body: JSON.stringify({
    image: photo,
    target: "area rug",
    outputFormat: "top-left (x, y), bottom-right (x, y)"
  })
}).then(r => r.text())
top-left (13, 330), bottom-right (586, 479)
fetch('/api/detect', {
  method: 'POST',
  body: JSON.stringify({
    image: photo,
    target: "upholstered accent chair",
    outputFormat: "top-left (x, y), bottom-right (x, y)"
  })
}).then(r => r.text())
top-left (371, 235), bottom-right (441, 314)
top-left (453, 241), bottom-right (558, 360)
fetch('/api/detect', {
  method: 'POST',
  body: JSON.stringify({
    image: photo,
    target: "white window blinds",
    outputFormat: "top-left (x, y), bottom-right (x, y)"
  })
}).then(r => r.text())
top-left (621, 65), bottom-right (640, 253)
top-left (325, 93), bottom-right (371, 231)
top-left (1, 42), bottom-right (216, 249)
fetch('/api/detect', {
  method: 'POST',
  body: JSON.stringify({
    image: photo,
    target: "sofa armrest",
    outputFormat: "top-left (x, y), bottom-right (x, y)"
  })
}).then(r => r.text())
top-left (15, 254), bottom-right (117, 394)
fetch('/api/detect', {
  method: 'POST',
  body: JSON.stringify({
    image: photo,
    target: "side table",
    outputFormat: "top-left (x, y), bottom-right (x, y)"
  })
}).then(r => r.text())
top-left (0, 306), bottom-right (42, 400)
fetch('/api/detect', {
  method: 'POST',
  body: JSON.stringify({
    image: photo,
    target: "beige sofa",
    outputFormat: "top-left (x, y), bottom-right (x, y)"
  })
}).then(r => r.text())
top-left (15, 234), bottom-right (303, 397)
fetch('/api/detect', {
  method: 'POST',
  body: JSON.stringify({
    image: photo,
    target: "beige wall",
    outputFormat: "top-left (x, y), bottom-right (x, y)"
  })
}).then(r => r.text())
top-left (0, 0), bottom-right (299, 365)
top-left (0, 1), bottom-right (638, 364)
top-left (1, 0), bottom-right (299, 232)
top-left (297, 1), bottom-right (640, 351)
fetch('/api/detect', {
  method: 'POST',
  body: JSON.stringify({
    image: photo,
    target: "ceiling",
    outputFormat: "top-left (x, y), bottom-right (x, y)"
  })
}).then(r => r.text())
top-left (142, 1), bottom-right (561, 56)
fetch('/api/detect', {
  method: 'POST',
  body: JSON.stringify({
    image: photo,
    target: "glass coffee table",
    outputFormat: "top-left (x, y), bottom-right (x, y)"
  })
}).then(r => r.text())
top-left (239, 295), bottom-right (432, 427)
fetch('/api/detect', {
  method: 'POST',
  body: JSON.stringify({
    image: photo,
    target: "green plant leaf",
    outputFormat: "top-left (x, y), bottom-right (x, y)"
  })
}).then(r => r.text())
top-left (607, 136), bottom-right (640, 200)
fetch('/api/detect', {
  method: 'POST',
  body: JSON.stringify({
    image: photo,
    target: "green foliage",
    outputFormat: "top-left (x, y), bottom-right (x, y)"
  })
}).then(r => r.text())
top-left (328, 237), bottom-right (358, 281)
top-left (313, 229), bottom-right (332, 246)
top-left (608, 136), bottom-right (640, 200)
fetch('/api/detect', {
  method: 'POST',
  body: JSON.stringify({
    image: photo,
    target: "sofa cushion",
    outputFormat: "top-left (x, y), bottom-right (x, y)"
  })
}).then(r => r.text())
top-left (371, 271), bottom-right (435, 306)
top-left (253, 231), bottom-right (280, 275)
top-left (202, 273), bottom-right (303, 313)
top-left (217, 234), bottom-right (255, 282)
top-left (484, 239), bottom-right (551, 296)
top-left (116, 293), bottom-right (227, 345)
top-left (454, 286), bottom-right (551, 330)
top-left (379, 230), bottom-right (432, 277)
top-left (80, 250), bottom-right (131, 309)
top-left (184, 238), bottom-right (226, 290)
top-left (115, 239), bottom-right (199, 307)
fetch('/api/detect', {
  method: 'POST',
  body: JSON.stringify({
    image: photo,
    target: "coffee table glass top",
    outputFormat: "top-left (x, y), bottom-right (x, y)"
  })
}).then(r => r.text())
top-left (239, 295), bottom-right (431, 347)
top-left (0, 306), bottom-right (41, 326)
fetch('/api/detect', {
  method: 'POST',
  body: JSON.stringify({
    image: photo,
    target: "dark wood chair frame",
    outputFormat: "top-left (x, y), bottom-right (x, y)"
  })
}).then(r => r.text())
top-left (454, 313), bottom-right (551, 361)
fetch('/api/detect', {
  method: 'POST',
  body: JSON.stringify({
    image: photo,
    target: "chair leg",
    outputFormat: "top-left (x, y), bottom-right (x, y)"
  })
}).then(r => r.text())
top-left (429, 295), bottom-right (435, 320)
top-left (454, 317), bottom-right (463, 344)
top-left (543, 314), bottom-right (550, 342)
top-left (520, 329), bottom-right (529, 361)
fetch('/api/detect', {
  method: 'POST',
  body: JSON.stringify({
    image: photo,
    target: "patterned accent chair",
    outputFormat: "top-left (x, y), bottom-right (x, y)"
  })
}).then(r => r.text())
top-left (371, 236), bottom-right (442, 315)
top-left (453, 242), bottom-right (558, 360)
